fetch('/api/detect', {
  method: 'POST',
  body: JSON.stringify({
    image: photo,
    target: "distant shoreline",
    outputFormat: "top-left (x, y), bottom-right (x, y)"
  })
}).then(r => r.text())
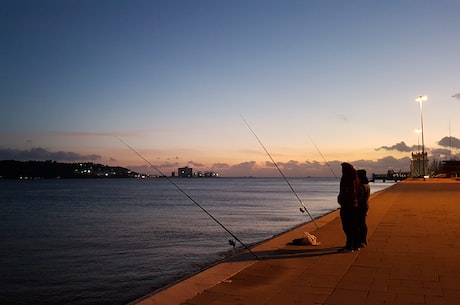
top-left (0, 160), bottom-right (143, 179)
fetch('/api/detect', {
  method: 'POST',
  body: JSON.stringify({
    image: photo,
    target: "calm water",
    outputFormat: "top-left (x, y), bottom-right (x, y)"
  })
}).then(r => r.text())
top-left (0, 178), bottom-right (393, 305)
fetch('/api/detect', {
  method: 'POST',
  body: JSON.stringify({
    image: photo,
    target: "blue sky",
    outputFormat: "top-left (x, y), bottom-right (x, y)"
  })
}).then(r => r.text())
top-left (1, 0), bottom-right (460, 177)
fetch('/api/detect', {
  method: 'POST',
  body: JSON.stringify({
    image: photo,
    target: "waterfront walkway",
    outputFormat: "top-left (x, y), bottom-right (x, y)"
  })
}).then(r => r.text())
top-left (133, 179), bottom-right (460, 305)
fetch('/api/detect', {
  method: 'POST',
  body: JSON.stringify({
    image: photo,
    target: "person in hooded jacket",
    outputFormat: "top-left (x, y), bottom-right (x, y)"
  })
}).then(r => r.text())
top-left (356, 169), bottom-right (370, 248)
top-left (337, 162), bottom-right (362, 251)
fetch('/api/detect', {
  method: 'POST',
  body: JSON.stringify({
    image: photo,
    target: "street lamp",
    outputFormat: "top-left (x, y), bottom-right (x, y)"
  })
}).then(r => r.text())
top-left (416, 95), bottom-right (427, 177)
top-left (414, 129), bottom-right (422, 152)
top-left (414, 129), bottom-right (422, 177)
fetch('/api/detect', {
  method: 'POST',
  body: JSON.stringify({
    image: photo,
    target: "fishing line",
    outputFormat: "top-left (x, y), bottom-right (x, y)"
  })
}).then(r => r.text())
top-left (241, 116), bottom-right (319, 229)
top-left (115, 136), bottom-right (260, 260)
top-left (308, 136), bottom-right (338, 179)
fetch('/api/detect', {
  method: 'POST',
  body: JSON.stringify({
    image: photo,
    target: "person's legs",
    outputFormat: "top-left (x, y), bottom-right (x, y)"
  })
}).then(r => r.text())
top-left (340, 208), bottom-right (354, 249)
top-left (356, 207), bottom-right (368, 247)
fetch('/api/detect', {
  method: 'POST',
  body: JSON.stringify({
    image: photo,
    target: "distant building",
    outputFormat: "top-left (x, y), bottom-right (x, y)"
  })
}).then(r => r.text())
top-left (194, 171), bottom-right (220, 178)
top-left (178, 167), bottom-right (192, 178)
top-left (371, 170), bottom-right (409, 182)
top-left (177, 167), bottom-right (219, 178)
top-left (441, 160), bottom-right (460, 177)
top-left (411, 152), bottom-right (428, 177)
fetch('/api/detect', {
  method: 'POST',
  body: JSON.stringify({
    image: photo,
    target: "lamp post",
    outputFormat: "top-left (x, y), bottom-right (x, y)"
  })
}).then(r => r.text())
top-left (414, 128), bottom-right (422, 151)
top-left (415, 129), bottom-right (422, 177)
top-left (416, 95), bottom-right (427, 177)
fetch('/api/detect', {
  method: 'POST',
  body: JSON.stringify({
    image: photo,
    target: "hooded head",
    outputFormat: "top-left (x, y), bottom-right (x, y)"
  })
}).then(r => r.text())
top-left (339, 162), bottom-right (359, 206)
top-left (341, 162), bottom-right (355, 177)
top-left (357, 169), bottom-right (369, 184)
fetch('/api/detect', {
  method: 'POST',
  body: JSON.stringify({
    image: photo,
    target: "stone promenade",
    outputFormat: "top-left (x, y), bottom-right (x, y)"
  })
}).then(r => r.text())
top-left (133, 179), bottom-right (460, 305)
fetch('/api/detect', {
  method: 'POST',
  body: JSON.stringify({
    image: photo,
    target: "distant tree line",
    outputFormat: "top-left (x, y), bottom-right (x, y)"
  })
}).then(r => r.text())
top-left (0, 160), bottom-right (140, 179)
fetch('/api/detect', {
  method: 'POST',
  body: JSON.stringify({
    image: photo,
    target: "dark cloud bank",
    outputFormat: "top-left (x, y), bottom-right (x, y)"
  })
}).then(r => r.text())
top-left (200, 156), bottom-right (413, 178)
top-left (0, 147), bottom-right (101, 162)
top-left (377, 137), bottom-right (460, 152)
top-left (2, 139), bottom-right (460, 177)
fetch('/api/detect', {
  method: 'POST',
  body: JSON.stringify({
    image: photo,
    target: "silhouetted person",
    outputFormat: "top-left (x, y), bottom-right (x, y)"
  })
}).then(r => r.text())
top-left (357, 169), bottom-right (370, 248)
top-left (338, 162), bottom-right (361, 251)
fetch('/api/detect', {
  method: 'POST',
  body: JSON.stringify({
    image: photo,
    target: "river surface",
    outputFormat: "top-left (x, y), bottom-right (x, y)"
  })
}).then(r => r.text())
top-left (0, 177), bottom-right (393, 305)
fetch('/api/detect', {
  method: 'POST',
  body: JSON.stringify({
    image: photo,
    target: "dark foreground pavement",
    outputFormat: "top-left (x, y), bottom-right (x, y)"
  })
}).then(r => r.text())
top-left (133, 179), bottom-right (460, 305)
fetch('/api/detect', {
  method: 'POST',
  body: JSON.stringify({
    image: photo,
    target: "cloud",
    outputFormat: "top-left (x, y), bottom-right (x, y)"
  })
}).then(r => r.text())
top-left (224, 161), bottom-right (259, 177)
top-left (187, 160), bottom-right (205, 167)
top-left (452, 93), bottom-right (460, 100)
top-left (212, 163), bottom-right (230, 169)
top-left (123, 155), bottom-right (428, 178)
top-left (158, 161), bottom-right (179, 169)
top-left (335, 113), bottom-right (349, 122)
top-left (214, 156), bottom-right (415, 177)
top-left (6, 142), bottom-right (452, 178)
top-left (231, 161), bottom-right (257, 170)
top-left (261, 160), bottom-right (328, 177)
top-left (438, 136), bottom-right (460, 149)
top-left (376, 141), bottom-right (415, 152)
top-left (0, 147), bottom-right (101, 162)
top-left (149, 154), bottom-right (419, 178)
top-left (431, 148), bottom-right (452, 158)
top-left (353, 156), bottom-right (412, 174)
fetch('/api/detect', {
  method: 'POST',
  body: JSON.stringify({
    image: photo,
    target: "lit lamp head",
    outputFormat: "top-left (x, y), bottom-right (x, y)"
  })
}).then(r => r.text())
top-left (416, 95), bottom-right (427, 104)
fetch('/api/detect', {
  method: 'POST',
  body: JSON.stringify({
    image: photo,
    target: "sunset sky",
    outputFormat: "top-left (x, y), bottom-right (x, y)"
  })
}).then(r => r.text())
top-left (1, 0), bottom-right (460, 177)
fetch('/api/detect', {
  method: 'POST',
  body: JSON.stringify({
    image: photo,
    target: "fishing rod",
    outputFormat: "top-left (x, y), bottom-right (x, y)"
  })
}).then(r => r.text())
top-left (241, 116), bottom-right (319, 229)
top-left (115, 136), bottom-right (260, 260)
top-left (308, 136), bottom-right (338, 179)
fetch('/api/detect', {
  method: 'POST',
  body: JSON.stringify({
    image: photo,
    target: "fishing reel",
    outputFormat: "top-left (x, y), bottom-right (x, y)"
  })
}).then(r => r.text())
top-left (300, 207), bottom-right (306, 213)
top-left (228, 239), bottom-right (236, 248)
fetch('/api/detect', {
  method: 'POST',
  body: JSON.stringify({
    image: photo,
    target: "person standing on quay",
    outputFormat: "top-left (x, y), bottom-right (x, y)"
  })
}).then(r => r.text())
top-left (337, 162), bottom-right (361, 251)
top-left (357, 169), bottom-right (370, 248)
